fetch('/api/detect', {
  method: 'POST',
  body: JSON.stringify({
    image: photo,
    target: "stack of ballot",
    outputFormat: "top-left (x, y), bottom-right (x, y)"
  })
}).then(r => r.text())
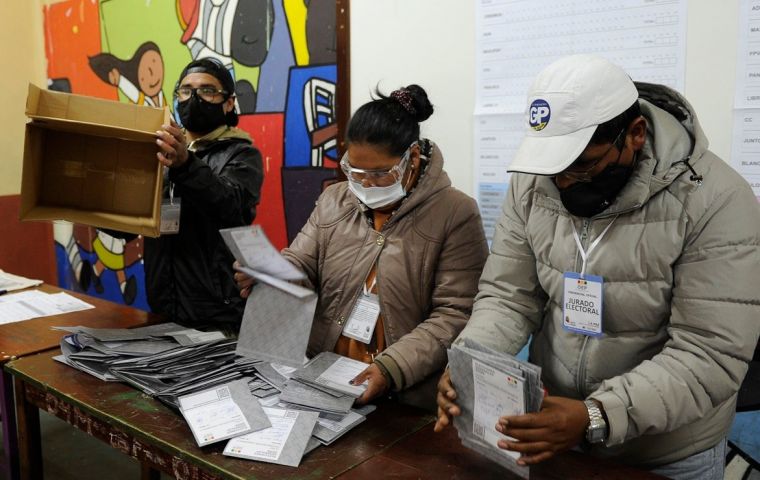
top-left (55, 323), bottom-right (252, 403)
top-left (56, 324), bottom-right (377, 467)
top-left (278, 351), bottom-right (369, 414)
top-left (55, 323), bottom-right (226, 382)
top-left (112, 344), bottom-right (260, 407)
top-left (447, 339), bottom-right (544, 479)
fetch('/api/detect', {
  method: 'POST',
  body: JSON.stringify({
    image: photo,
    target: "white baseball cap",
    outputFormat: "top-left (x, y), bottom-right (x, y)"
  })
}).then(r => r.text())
top-left (507, 54), bottom-right (639, 175)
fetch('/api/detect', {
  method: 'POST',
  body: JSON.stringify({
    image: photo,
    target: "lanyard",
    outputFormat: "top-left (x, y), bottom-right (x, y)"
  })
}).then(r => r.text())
top-left (571, 216), bottom-right (618, 278)
top-left (363, 274), bottom-right (377, 296)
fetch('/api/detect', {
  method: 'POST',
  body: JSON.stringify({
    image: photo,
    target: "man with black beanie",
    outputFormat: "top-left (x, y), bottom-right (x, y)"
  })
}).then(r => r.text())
top-left (151, 57), bottom-right (263, 332)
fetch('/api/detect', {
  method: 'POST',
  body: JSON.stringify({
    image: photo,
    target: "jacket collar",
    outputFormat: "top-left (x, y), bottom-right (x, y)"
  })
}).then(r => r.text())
top-left (188, 125), bottom-right (252, 152)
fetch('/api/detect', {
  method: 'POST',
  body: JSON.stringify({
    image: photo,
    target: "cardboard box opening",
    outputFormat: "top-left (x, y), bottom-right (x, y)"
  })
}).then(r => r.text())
top-left (20, 84), bottom-right (169, 237)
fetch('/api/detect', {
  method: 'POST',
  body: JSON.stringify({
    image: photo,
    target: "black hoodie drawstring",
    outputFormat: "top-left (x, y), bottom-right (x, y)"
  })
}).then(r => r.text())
top-left (680, 156), bottom-right (703, 186)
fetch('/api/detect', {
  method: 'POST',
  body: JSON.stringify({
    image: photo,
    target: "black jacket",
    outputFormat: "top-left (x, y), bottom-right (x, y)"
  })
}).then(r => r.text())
top-left (144, 136), bottom-right (263, 329)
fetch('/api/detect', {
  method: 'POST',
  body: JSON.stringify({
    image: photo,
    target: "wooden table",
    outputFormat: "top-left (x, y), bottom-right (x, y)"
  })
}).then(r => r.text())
top-left (0, 285), bottom-right (159, 480)
top-left (7, 350), bottom-right (665, 480)
top-left (342, 423), bottom-right (667, 480)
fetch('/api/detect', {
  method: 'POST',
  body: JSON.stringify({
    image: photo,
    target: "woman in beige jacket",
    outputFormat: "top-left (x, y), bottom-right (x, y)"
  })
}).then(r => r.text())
top-left (239, 85), bottom-right (488, 410)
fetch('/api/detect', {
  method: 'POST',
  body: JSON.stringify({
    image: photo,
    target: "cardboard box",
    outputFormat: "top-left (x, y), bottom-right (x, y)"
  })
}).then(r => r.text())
top-left (20, 83), bottom-right (170, 237)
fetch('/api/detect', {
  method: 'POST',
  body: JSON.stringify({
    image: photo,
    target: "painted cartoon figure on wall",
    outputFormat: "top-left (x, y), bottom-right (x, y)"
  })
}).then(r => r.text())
top-left (176, 0), bottom-right (274, 113)
top-left (77, 229), bottom-right (141, 305)
top-left (53, 223), bottom-right (145, 307)
top-left (44, 0), bottom-right (339, 310)
top-left (89, 41), bottom-right (166, 107)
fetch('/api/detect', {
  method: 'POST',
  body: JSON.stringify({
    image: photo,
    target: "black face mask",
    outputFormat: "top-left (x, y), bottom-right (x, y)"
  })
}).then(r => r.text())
top-left (177, 96), bottom-right (227, 134)
top-left (558, 162), bottom-right (635, 217)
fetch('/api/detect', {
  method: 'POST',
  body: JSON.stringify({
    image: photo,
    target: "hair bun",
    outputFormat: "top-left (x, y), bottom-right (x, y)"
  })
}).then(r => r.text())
top-left (390, 84), bottom-right (434, 122)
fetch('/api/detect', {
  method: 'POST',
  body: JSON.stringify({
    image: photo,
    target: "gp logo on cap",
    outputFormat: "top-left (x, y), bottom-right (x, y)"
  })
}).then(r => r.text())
top-left (529, 99), bottom-right (551, 131)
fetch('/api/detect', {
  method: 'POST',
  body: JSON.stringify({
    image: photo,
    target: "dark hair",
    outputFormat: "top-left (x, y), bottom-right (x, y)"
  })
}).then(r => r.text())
top-left (589, 100), bottom-right (642, 146)
top-left (177, 57), bottom-right (239, 127)
top-left (346, 84), bottom-right (434, 156)
top-left (89, 41), bottom-right (161, 89)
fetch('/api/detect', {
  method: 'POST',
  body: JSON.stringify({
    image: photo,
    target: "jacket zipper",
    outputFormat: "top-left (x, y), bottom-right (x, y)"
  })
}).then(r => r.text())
top-left (570, 206), bottom-right (639, 395)
top-left (374, 221), bottom-right (393, 347)
top-left (341, 226), bottom-right (384, 338)
top-left (346, 239), bottom-right (383, 320)
top-left (575, 218), bottom-right (591, 397)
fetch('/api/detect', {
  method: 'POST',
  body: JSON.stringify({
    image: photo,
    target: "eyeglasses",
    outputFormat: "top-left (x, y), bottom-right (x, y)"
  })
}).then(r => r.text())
top-left (174, 86), bottom-right (228, 102)
top-left (558, 128), bottom-right (627, 183)
top-left (340, 146), bottom-right (413, 187)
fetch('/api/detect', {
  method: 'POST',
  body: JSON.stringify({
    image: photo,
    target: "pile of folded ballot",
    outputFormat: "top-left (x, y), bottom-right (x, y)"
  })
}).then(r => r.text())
top-left (55, 325), bottom-right (376, 467)
top-left (447, 339), bottom-right (545, 479)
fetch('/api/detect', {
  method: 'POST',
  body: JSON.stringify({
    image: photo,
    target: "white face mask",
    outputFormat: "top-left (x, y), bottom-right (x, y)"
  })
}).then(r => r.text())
top-left (348, 179), bottom-right (406, 210)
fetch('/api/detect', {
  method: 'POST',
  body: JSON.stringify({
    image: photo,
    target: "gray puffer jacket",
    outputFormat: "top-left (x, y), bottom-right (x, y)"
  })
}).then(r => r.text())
top-left (457, 83), bottom-right (760, 467)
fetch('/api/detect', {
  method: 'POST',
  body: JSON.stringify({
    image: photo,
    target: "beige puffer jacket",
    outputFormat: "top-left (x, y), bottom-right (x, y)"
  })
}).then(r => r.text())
top-left (283, 142), bottom-right (489, 409)
top-left (457, 83), bottom-right (760, 467)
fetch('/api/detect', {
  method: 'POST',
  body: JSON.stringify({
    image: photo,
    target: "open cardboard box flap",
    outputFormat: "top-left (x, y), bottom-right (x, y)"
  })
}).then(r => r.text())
top-left (20, 84), bottom-right (171, 237)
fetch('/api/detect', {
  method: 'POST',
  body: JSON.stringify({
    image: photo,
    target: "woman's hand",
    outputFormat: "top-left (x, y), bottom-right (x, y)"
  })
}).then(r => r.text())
top-left (233, 261), bottom-right (256, 298)
top-left (351, 363), bottom-right (388, 405)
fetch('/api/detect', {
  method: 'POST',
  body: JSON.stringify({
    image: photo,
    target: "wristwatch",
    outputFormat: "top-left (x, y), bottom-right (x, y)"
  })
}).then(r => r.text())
top-left (583, 399), bottom-right (608, 444)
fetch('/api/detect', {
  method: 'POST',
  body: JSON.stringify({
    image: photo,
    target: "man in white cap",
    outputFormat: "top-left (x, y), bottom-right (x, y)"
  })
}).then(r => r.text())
top-left (435, 54), bottom-right (760, 479)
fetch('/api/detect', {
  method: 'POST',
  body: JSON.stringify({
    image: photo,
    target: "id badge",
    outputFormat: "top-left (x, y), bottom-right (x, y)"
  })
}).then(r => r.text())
top-left (562, 272), bottom-right (603, 336)
top-left (342, 293), bottom-right (381, 344)
top-left (160, 197), bottom-right (181, 235)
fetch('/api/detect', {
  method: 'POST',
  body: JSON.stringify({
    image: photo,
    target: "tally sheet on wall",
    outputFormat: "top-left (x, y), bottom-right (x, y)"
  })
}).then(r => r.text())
top-left (735, 0), bottom-right (760, 109)
top-left (731, 108), bottom-right (760, 199)
top-left (732, 1), bottom-right (760, 200)
top-left (473, 0), bottom-right (688, 242)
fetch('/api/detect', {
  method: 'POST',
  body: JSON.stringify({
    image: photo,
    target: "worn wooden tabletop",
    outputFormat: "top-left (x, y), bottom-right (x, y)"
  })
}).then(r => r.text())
top-left (342, 422), bottom-right (669, 480)
top-left (0, 285), bottom-right (159, 362)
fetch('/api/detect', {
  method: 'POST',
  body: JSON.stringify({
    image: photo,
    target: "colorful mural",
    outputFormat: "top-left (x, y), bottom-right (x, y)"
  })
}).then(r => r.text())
top-left (44, 0), bottom-right (338, 309)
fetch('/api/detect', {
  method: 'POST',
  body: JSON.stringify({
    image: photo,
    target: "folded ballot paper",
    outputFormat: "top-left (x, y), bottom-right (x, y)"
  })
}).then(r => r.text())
top-left (220, 225), bottom-right (318, 368)
top-left (178, 378), bottom-right (271, 447)
top-left (223, 406), bottom-right (319, 467)
top-left (273, 352), bottom-right (369, 415)
top-left (447, 339), bottom-right (544, 479)
top-left (292, 351), bottom-right (369, 398)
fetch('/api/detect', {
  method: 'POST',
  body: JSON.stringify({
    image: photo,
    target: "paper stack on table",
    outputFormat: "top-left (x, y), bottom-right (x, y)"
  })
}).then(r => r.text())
top-left (55, 322), bottom-right (378, 466)
top-left (275, 352), bottom-right (368, 415)
top-left (292, 351), bottom-right (369, 397)
top-left (0, 289), bottom-right (93, 325)
top-left (55, 323), bottom-right (233, 389)
top-left (0, 269), bottom-right (43, 293)
top-left (447, 339), bottom-right (544, 479)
